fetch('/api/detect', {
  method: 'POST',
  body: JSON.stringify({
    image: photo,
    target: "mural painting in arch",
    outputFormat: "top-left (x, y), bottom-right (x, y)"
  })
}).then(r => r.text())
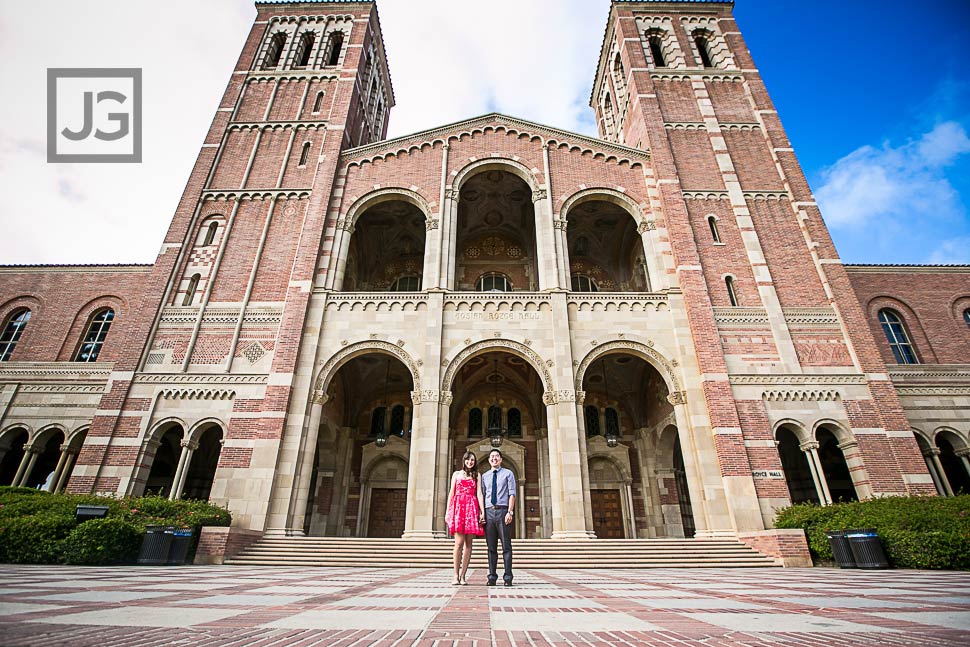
top-left (304, 351), bottom-right (415, 537)
top-left (580, 350), bottom-right (697, 539)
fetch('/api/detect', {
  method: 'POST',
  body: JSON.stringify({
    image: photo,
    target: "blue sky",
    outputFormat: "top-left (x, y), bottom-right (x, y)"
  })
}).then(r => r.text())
top-left (0, 0), bottom-right (967, 265)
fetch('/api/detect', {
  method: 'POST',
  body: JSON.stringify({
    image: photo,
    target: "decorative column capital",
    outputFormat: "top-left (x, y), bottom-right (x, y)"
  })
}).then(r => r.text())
top-left (542, 391), bottom-right (558, 406)
top-left (531, 188), bottom-right (548, 203)
top-left (837, 439), bottom-right (859, 451)
top-left (799, 440), bottom-right (820, 452)
top-left (575, 390), bottom-right (586, 405)
top-left (552, 218), bottom-right (568, 231)
top-left (180, 439), bottom-right (200, 451)
top-left (955, 447), bottom-right (970, 458)
top-left (425, 218), bottom-right (439, 231)
top-left (440, 390), bottom-right (453, 406)
top-left (444, 187), bottom-right (459, 201)
top-left (310, 390), bottom-right (330, 405)
top-left (666, 391), bottom-right (686, 406)
top-left (637, 219), bottom-right (657, 234)
top-left (923, 446), bottom-right (942, 457)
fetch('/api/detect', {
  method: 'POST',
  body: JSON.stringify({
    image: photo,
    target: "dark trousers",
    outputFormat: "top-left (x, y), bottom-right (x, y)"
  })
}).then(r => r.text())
top-left (485, 506), bottom-right (513, 583)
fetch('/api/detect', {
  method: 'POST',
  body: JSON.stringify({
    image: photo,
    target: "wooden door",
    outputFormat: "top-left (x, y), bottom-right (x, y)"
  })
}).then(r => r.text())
top-left (367, 488), bottom-right (407, 537)
top-left (590, 489), bottom-right (624, 539)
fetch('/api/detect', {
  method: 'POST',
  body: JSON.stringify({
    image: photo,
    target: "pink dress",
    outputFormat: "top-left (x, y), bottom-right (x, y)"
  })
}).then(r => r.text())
top-left (446, 477), bottom-right (484, 536)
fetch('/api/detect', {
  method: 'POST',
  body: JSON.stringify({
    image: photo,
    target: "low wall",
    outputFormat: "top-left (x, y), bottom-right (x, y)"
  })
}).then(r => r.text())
top-left (737, 528), bottom-right (813, 567)
top-left (194, 526), bottom-right (262, 565)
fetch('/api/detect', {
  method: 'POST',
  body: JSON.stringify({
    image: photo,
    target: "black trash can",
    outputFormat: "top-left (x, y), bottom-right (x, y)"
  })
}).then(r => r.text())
top-left (826, 530), bottom-right (857, 568)
top-left (166, 528), bottom-right (194, 565)
top-left (138, 526), bottom-right (174, 565)
top-left (846, 528), bottom-right (890, 569)
top-left (75, 505), bottom-right (109, 524)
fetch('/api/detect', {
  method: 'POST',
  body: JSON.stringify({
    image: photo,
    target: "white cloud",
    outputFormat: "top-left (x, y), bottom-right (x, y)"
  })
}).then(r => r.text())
top-left (816, 121), bottom-right (970, 231)
top-left (926, 237), bottom-right (970, 265)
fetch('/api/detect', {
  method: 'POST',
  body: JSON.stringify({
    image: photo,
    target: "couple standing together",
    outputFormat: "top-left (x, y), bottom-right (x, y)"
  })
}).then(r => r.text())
top-left (445, 448), bottom-right (515, 586)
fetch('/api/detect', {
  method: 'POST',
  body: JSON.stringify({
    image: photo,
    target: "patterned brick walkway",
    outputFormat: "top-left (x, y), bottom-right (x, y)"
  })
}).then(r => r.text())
top-left (2, 565), bottom-right (968, 646)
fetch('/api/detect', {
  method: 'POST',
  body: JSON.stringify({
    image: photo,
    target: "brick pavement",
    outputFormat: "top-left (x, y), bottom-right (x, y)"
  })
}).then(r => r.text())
top-left (1, 565), bottom-right (968, 646)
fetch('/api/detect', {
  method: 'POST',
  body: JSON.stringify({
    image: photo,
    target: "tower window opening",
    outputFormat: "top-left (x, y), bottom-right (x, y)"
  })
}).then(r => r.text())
top-left (312, 91), bottom-right (325, 113)
top-left (695, 35), bottom-right (713, 68)
top-left (605, 408), bottom-right (620, 438)
top-left (507, 408), bottom-right (522, 437)
top-left (0, 308), bottom-right (31, 362)
top-left (725, 276), bottom-right (739, 306)
top-left (477, 272), bottom-right (511, 293)
top-left (263, 32), bottom-right (286, 70)
top-left (487, 405), bottom-right (502, 432)
top-left (707, 216), bottom-right (721, 243)
top-left (585, 405), bottom-right (600, 437)
top-left (390, 404), bottom-right (406, 436)
top-left (370, 407), bottom-right (386, 437)
top-left (74, 308), bottom-right (114, 362)
top-left (649, 37), bottom-right (666, 67)
top-left (326, 32), bottom-right (344, 66)
top-left (294, 32), bottom-right (315, 68)
top-left (203, 221), bottom-right (219, 246)
top-left (182, 274), bottom-right (201, 307)
top-left (878, 309), bottom-right (919, 364)
top-left (298, 141), bottom-right (311, 167)
top-left (468, 408), bottom-right (483, 437)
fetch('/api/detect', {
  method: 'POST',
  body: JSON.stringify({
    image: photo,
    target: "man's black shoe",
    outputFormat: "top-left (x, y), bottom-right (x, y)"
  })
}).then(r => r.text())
top-left (487, 580), bottom-right (497, 586)
top-left (504, 581), bottom-right (513, 587)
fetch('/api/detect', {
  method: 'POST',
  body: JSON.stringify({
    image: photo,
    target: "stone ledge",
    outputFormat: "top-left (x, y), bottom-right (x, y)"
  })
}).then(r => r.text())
top-left (194, 526), bottom-right (263, 565)
top-left (737, 528), bottom-right (812, 568)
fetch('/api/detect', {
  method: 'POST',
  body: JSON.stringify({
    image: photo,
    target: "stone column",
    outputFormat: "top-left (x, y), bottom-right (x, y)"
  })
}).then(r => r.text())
top-left (799, 440), bottom-right (832, 505)
top-left (288, 392), bottom-right (327, 534)
top-left (669, 395), bottom-right (713, 536)
top-left (623, 479), bottom-right (636, 538)
top-left (837, 438), bottom-right (871, 499)
top-left (956, 448), bottom-right (970, 482)
top-left (441, 188), bottom-right (459, 290)
top-left (330, 220), bottom-right (355, 291)
top-left (12, 447), bottom-right (39, 488)
top-left (54, 448), bottom-right (79, 493)
top-left (637, 219), bottom-right (665, 291)
top-left (169, 439), bottom-right (199, 501)
top-left (921, 448), bottom-right (946, 496)
top-left (545, 391), bottom-right (595, 539)
top-left (402, 389), bottom-right (441, 538)
top-left (432, 393), bottom-right (453, 537)
top-left (928, 448), bottom-right (954, 496)
top-left (553, 218), bottom-right (570, 288)
top-left (574, 391), bottom-right (595, 533)
top-left (532, 188), bottom-right (557, 291)
top-left (46, 445), bottom-right (72, 492)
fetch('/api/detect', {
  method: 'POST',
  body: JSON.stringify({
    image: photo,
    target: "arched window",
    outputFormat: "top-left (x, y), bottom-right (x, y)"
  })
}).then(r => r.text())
top-left (390, 276), bottom-right (420, 292)
top-left (390, 404), bottom-right (406, 436)
top-left (570, 274), bottom-right (598, 292)
top-left (603, 92), bottom-right (616, 138)
top-left (487, 405), bottom-right (502, 433)
top-left (263, 32), bottom-right (286, 70)
top-left (507, 408), bottom-right (522, 437)
top-left (725, 276), bottom-right (739, 306)
top-left (612, 53), bottom-right (626, 106)
top-left (182, 274), bottom-right (201, 307)
top-left (293, 32), bottom-right (315, 68)
top-left (605, 407), bottom-right (620, 437)
top-left (74, 308), bottom-right (114, 362)
top-left (477, 272), bottom-right (511, 293)
top-left (694, 34), bottom-right (714, 68)
top-left (325, 31), bottom-right (344, 66)
top-left (585, 405), bottom-right (600, 436)
top-left (964, 308), bottom-right (970, 329)
top-left (370, 407), bottom-right (386, 437)
top-left (0, 309), bottom-right (30, 361)
top-left (298, 141), bottom-right (311, 167)
top-left (468, 408), bottom-right (482, 437)
top-left (878, 309), bottom-right (919, 364)
top-left (707, 215), bottom-right (721, 243)
top-left (312, 91), bottom-right (325, 113)
top-left (203, 221), bottom-right (219, 246)
top-left (648, 34), bottom-right (666, 67)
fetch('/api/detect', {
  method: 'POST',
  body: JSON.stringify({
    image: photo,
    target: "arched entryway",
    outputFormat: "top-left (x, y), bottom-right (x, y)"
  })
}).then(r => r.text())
top-left (0, 426), bottom-right (29, 486)
top-left (816, 427), bottom-right (858, 503)
top-left (22, 426), bottom-right (66, 490)
top-left (143, 422), bottom-right (184, 497)
top-left (306, 351), bottom-right (414, 536)
top-left (343, 195), bottom-right (427, 291)
top-left (776, 424), bottom-right (821, 504)
top-left (182, 423), bottom-right (224, 501)
top-left (564, 195), bottom-right (649, 292)
top-left (936, 430), bottom-right (970, 495)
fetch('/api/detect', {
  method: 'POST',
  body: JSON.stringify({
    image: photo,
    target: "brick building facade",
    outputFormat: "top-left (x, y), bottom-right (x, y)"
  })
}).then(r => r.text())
top-left (1, 0), bottom-right (967, 542)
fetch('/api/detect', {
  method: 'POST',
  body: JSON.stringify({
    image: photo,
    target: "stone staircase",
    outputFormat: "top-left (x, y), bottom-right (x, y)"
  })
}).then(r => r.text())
top-left (225, 537), bottom-right (780, 568)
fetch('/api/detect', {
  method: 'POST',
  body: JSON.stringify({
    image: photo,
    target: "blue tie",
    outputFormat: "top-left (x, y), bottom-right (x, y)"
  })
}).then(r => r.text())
top-left (491, 470), bottom-right (498, 506)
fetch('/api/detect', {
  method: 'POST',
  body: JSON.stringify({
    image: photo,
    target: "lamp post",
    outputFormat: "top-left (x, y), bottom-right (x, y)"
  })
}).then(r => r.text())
top-left (602, 360), bottom-right (619, 447)
top-left (375, 357), bottom-right (390, 448)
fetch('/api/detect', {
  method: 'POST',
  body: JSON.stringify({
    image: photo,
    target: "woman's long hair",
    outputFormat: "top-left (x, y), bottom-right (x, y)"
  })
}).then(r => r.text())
top-left (461, 451), bottom-right (478, 479)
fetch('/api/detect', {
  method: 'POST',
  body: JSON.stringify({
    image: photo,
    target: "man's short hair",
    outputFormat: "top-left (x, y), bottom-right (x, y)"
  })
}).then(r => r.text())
top-left (489, 449), bottom-right (503, 459)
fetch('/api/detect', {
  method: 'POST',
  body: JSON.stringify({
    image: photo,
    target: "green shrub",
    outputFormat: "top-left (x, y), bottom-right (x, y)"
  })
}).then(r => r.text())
top-left (775, 495), bottom-right (970, 569)
top-left (61, 518), bottom-right (143, 565)
top-left (0, 513), bottom-right (75, 564)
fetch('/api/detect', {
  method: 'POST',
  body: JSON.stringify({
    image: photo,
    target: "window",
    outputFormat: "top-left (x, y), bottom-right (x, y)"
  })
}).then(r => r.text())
top-left (605, 408), bottom-right (620, 437)
top-left (695, 34), bottom-right (713, 68)
top-left (878, 309), bottom-right (919, 364)
top-left (707, 216), bottom-right (721, 243)
top-left (477, 272), bottom-right (511, 292)
top-left (725, 276), bottom-right (739, 306)
top-left (74, 309), bottom-right (114, 362)
top-left (0, 309), bottom-right (30, 361)
top-left (507, 408), bottom-right (522, 437)
top-left (964, 308), bottom-right (970, 329)
top-left (487, 405), bottom-right (502, 432)
top-left (298, 141), bottom-right (311, 166)
top-left (312, 91), bottom-right (325, 113)
top-left (370, 407), bottom-right (386, 436)
top-left (203, 222), bottom-right (219, 246)
top-left (263, 32), bottom-right (286, 70)
top-left (182, 274), bottom-right (201, 306)
top-left (648, 36), bottom-right (666, 67)
top-left (612, 53), bottom-right (626, 106)
top-left (325, 32), bottom-right (344, 66)
top-left (571, 274), bottom-right (599, 292)
top-left (390, 276), bottom-right (420, 292)
top-left (585, 405), bottom-right (600, 437)
top-left (293, 32), bottom-right (315, 68)
top-left (468, 408), bottom-right (482, 437)
top-left (390, 404), bottom-right (405, 436)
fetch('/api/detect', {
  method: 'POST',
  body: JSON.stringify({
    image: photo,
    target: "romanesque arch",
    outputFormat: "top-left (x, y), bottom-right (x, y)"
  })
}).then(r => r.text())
top-left (441, 338), bottom-right (553, 395)
top-left (315, 340), bottom-right (422, 395)
top-left (575, 339), bottom-right (682, 395)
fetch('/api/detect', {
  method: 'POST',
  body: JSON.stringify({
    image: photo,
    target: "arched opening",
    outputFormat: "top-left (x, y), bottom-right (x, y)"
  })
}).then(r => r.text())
top-left (293, 31), bottom-right (315, 68)
top-left (56, 428), bottom-right (87, 493)
top-left (454, 169), bottom-right (539, 291)
top-left (343, 198), bottom-right (426, 291)
top-left (312, 91), bottom-right (325, 113)
top-left (566, 198), bottom-right (647, 292)
top-left (0, 308), bottom-right (31, 361)
top-left (936, 431), bottom-right (970, 495)
top-left (776, 425), bottom-right (820, 504)
top-left (449, 350), bottom-right (544, 537)
top-left (23, 429), bottom-right (65, 490)
top-left (182, 274), bottom-right (201, 306)
top-left (816, 427), bottom-right (857, 502)
top-left (648, 34), bottom-right (667, 67)
top-left (588, 456), bottom-right (625, 538)
top-left (725, 276), bottom-right (739, 306)
top-left (325, 31), bottom-right (344, 66)
top-left (305, 352), bottom-right (414, 536)
top-left (878, 308), bottom-right (919, 364)
top-left (0, 427), bottom-right (29, 485)
top-left (203, 221), bottom-right (219, 246)
top-left (262, 32), bottom-right (287, 70)
top-left (74, 308), bottom-right (114, 362)
top-left (707, 215), bottom-right (721, 243)
top-left (144, 423), bottom-right (184, 497)
top-left (298, 141), bottom-right (311, 166)
top-left (914, 433), bottom-right (947, 495)
top-left (672, 436), bottom-right (695, 538)
top-left (694, 31), bottom-right (714, 68)
top-left (182, 424), bottom-right (224, 501)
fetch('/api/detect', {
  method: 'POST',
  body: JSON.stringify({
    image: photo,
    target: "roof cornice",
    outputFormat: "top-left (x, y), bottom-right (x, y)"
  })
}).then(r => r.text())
top-left (844, 264), bottom-right (970, 274)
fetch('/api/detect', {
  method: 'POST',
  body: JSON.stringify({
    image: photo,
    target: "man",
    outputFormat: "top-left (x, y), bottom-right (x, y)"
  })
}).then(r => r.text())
top-left (480, 448), bottom-right (515, 586)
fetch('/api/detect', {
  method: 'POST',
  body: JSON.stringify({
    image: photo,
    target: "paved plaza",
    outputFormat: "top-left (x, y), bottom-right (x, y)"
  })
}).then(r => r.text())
top-left (1, 565), bottom-right (969, 646)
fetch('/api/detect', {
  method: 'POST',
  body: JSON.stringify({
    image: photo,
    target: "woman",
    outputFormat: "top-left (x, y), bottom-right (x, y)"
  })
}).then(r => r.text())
top-left (445, 451), bottom-right (485, 585)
